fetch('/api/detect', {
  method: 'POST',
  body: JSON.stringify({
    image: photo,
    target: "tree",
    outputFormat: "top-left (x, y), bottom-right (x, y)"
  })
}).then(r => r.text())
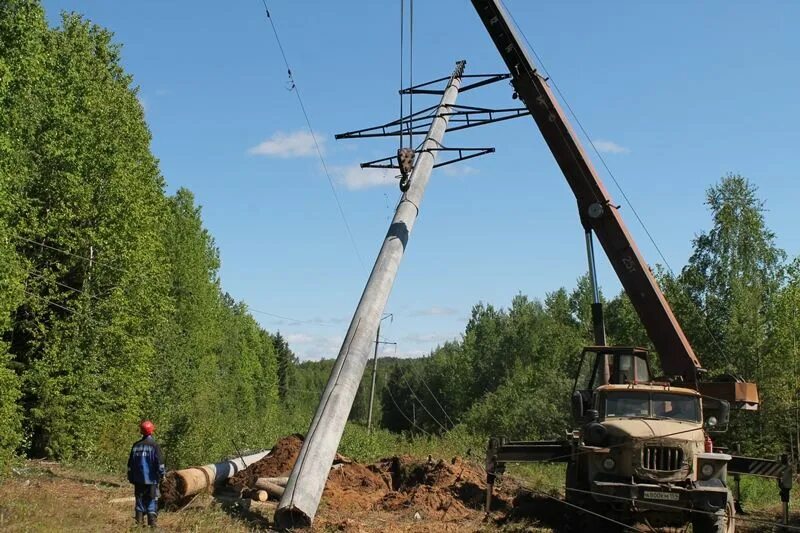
top-left (678, 174), bottom-right (787, 454)
top-left (272, 331), bottom-right (297, 403)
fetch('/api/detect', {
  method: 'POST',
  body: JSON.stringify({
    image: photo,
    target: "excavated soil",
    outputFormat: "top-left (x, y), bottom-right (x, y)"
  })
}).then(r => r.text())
top-left (224, 435), bottom-right (517, 530)
top-left (228, 434), bottom-right (305, 492)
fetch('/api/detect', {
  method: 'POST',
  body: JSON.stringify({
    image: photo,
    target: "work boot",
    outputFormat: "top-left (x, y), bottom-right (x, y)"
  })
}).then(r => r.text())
top-left (134, 511), bottom-right (144, 526)
top-left (147, 513), bottom-right (158, 528)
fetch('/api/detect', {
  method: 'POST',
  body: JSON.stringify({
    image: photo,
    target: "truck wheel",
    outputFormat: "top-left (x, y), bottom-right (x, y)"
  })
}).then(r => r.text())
top-left (691, 494), bottom-right (735, 533)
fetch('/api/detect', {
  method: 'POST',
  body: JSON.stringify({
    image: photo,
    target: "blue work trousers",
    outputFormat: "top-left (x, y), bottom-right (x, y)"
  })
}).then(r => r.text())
top-left (134, 483), bottom-right (159, 514)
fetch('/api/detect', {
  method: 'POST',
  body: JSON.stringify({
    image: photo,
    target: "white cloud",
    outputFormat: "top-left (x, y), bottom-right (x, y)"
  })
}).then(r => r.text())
top-left (403, 332), bottom-right (457, 345)
top-left (442, 164), bottom-right (478, 177)
top-left (282, 333), bottom-right (344, 361)
top-left (334, 164), bottom-right (395, 190)
top-left (410, 306), bottom-right (458, 317)
top-left (248, 130), bottom-right (322, 158)
top-left (285, 333), bottom-right (314, 345)
top-left (593, 139), bottom-right (630, 154)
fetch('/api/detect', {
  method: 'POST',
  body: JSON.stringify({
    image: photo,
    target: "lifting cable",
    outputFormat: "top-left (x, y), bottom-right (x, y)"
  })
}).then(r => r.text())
top-left (398, 0), bottom-right (415, 151)
top-left (499, 0), bottom-right (736, 370)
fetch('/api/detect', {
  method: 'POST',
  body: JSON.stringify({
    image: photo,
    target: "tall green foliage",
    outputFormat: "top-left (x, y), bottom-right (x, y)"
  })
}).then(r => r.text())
top-left (0, 2), bottom-right (282, 468)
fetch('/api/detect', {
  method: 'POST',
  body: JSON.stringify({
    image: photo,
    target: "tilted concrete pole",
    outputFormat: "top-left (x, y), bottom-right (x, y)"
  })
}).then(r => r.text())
top-left (274, 60), bottom-right (466, 528)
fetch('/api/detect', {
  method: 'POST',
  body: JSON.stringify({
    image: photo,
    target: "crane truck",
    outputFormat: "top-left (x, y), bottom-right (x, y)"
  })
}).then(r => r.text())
top-left (469, 1), bottom-right (791, 532)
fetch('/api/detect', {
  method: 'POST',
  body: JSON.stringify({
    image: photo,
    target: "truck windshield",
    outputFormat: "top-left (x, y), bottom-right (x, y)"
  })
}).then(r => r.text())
top-left (604, 391), bottom-right (700, 422)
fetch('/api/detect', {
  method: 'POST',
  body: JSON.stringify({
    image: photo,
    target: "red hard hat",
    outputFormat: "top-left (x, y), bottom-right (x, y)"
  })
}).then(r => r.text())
top-left (139, 420), bottom-right (155, 436)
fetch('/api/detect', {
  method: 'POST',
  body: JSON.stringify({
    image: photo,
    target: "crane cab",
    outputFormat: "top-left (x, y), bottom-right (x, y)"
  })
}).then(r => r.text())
top-left (571, 346), bottom-right (654, 420)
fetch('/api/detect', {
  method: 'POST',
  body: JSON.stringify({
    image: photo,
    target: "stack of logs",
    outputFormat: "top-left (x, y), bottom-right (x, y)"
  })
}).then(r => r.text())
top-left (245, 476), bottom-right (286, 503)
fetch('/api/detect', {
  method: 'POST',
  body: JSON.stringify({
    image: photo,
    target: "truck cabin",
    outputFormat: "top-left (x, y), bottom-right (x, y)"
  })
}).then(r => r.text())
top-left (572, 346), bottom-right (652, 416)
top-left (598, 386), bottom-right (702, 423)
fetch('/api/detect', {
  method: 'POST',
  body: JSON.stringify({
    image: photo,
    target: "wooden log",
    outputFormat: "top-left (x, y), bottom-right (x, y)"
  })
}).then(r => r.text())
top-left (254, 478), bottom-right (285, 498)
top-left (260, 477), bottom-right (289, 487)
top-left (252, 490), bottom-right (269, 502)
top-left (109, 496), bottom-right (136, 504)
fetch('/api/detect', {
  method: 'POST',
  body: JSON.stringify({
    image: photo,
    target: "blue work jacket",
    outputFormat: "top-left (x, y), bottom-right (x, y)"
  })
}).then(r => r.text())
top-left (127, 435), bottom-right (166, 485)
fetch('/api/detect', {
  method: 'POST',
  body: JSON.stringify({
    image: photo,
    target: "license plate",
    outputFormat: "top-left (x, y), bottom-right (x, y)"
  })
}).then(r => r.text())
top-left (643, 491), bottom-right (680, 501)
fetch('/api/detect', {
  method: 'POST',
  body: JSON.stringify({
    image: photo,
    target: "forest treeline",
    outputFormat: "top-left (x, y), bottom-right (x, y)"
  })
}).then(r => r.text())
top-left (287, 177), bottom-right (800, 459)
top-left (0, 2), bottom-right (299, 470)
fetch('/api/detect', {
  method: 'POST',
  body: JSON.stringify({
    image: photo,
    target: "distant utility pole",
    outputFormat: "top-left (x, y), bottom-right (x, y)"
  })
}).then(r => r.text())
top-left (275, 61), bottom-right (468, 529)
top-left (367, 313), bottom-right (395, 434)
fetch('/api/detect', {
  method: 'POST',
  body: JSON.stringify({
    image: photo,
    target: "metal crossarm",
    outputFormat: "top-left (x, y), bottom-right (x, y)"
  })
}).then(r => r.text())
top-left (360, 147), bottom-right (495, 170)
top-left (336, 105), bottom-right (528, 140)
top-left (400, 73), bottom-right (512, 95)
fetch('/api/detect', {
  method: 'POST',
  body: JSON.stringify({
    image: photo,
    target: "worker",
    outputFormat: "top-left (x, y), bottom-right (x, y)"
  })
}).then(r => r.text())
top-left (127, 419), bottom-right (166, 527)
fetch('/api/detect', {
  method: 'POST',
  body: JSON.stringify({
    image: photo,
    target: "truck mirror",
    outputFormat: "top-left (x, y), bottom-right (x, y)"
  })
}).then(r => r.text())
top-left (702, 396), bottom-right (730, 432)
top-left (571, 391), bottom-right (584, 420)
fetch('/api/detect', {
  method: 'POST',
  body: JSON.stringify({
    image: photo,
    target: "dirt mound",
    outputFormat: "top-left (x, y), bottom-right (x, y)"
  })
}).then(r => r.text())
top-left (228, 434), bottom-right (304, 492)
top-left (220, 436), bottom-right (518, 529)
top-left (366, 455), bottom-right (510, 521)
top-left (323, 462), bottom-right (390, 512)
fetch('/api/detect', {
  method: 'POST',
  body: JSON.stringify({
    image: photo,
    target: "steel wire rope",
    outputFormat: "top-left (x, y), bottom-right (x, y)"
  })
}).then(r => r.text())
top-left (408, 364), bottom-right (456, 428)
top-left (28, 270), bottom-right (102, 300)
top-left (399, 0), bottom-right (404, 151)
top-left (563, 485), bottom-right (800, 532)
top-left (499, 0), bottom-right (737, 371)
top-left (258, 0), bottom-right (366, 271)
top-left (16, 233), bottom-right (336, 326)
top-left (12, 234), bottom-right (126, 273)
top-left (399, 368), bottom-right (451, 433)
top-left (523, 485), bottom-right (641, 531)
top-left (463, 449), bottom-right (646, 532)
top-left (385, 380), bottom-right (432, 436)
top-left (23, 290), bottom-right (83, 316)
top-left (408, 0), bottom-right (414, 150)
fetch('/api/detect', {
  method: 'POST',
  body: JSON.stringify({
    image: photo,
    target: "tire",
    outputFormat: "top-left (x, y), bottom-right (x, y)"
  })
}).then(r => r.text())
top-left (691, 493), bottom-right (735, 533)
top-left (561, 463), bottom-right (626, 533)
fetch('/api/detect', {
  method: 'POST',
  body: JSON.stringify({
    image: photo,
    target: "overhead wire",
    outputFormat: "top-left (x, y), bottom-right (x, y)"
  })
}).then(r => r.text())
top-left (257, 0), bottom-right (366, 271)
top-left (16, 231), bottom-right (333, 328)
top-left (499, 1), bottom-right (737, 370)
top-left (409, 364), bottom-right (456, 428)
top-left (385, 379), bottom-right (432, 436)
top-left (399, 369), bottom-right (450, 433)
top-left (28, 270), bottom-right (101, 301)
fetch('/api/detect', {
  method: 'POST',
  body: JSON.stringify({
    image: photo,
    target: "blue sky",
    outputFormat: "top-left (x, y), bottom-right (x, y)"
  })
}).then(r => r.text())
top-left (43, 1), bottom-right (800, 360)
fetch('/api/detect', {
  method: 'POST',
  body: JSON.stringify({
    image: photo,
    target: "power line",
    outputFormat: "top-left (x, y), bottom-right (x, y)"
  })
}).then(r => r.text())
top-left (385, 381), bottom-right (431, 436)
top-left (23, 290), bottom-right (83, 316)
top-left (11, 234), bottom-right (124, 273)
top-left (257, 1), bottom-right (366, 271)
top-left (16, 233), bottom-right (331, 328)
top-left (28, 270), bottom-right (101, 300)
top-left (248, 307), bottom-right (342, 327)
top-left (409, 364), bottom-right (456, 428)
top-left (399, 369), bottom-right (450, 433)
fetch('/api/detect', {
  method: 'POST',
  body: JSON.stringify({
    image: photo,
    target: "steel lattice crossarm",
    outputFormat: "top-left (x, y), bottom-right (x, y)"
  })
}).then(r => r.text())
top-left (335, 104), bottom-right (529, 140)
top-left (400, 72), bottom-right (512, 94)
top-left (360, 146), bottom-right (495, 171)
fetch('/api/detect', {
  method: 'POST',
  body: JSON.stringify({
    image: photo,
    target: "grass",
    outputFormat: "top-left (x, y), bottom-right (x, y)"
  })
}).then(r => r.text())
top-left (0, 461), bottom-right (257, 532)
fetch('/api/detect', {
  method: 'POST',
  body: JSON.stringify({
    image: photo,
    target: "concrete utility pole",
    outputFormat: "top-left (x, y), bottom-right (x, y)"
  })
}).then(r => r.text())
top-left (275, 60), bottom-right (466, 529)
top-left (367, 313), bottom-right (393, 434)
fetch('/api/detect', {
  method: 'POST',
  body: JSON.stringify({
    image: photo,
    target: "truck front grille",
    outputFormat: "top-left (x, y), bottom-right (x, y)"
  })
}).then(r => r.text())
top-left (642, 446), bottom-right (683, 471)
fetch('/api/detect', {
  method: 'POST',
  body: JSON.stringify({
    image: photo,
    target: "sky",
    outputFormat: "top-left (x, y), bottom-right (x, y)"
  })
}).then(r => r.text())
top-left (42, 0), bottom-right (800, 360)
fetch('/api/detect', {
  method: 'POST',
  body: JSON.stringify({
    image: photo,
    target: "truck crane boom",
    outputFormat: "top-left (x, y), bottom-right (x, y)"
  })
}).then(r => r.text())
top-left (470, 0), bottom-right (704, 381)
